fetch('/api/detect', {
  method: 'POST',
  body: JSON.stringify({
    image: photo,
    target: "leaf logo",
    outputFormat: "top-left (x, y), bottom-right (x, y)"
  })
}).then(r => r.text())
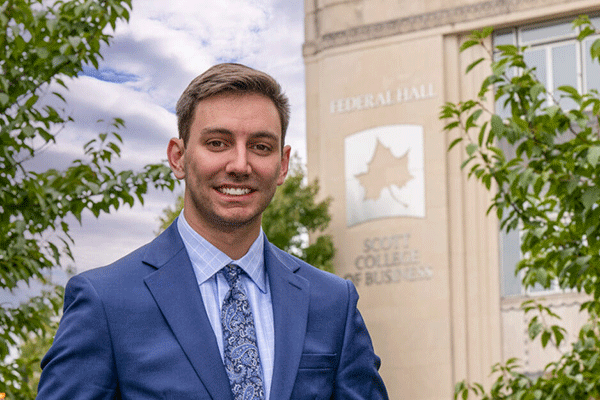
top-left (354, 139), bottom-right (414, 206)
top-left (345, 124), bottom-right (425, 226)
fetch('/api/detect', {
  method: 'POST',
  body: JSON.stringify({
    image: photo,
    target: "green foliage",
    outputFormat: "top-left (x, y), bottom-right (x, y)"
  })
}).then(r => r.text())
top-left (157, 193), bottom-right (184, 234)
top-left (0, 289), bottom-right (64, 399)
top-left (440, 16), bottom-right (600, 400)
top-left (261, 156), bottom-right (335, 272)
top-left (0, 0), bottom-right (178, 397)
top-left (158, 155), bottom-right (336, 272)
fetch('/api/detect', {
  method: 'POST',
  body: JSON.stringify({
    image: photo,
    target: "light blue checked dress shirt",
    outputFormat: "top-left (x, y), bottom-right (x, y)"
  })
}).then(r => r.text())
top-left (177, 213), bottom-right (275, 400)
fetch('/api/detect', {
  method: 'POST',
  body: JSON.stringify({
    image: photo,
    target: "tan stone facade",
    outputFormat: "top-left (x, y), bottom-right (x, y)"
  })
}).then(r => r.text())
top-left (303, 1), bottom-right (600, 398)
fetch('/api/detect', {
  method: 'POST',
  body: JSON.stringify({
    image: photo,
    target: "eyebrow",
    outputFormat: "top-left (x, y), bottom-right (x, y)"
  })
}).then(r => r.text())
top-left (200, 127), bottom-right (232, 136)
top-left (249, 131), bottom-right (280, 143)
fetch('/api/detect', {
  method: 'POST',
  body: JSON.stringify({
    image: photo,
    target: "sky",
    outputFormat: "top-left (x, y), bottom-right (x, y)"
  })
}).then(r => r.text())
top-left (46, 0), bottom-right (307, 276)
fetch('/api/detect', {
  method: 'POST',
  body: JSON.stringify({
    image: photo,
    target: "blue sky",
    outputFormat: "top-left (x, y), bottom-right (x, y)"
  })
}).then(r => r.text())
top-left (46, 0), bottom-right (307, 273)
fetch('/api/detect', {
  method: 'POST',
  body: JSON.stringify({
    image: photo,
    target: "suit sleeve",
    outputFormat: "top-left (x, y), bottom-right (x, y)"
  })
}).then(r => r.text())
top-left (37, 274), bottom-right (118, 400)
top-left (333, 280), bottom-right (389, 400)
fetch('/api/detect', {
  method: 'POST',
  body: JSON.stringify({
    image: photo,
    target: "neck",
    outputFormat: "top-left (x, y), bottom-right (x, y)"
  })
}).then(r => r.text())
top-left (183, 210), bottom-right (261, 260)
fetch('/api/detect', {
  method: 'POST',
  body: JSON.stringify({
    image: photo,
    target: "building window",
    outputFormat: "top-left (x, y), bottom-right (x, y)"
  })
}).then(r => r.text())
top-left (494, 16), bottom-right (600, 115)
top-left (494, 16), bottom-right (600, 297)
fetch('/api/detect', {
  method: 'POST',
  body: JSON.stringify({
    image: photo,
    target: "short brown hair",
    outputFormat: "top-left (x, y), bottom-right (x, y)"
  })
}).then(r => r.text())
top-left (176, 63), bottom-right (290, 147)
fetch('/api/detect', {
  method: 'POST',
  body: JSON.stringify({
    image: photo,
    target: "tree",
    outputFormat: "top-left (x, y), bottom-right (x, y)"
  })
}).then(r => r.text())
top-left (440, 17), bottom-right (600, 399)
top-left (158, 155), bottom-right (336, 272)
top-left (1, 290), bottom-right (59, 399)
top-left (0, 1), bottom-right (177, 397)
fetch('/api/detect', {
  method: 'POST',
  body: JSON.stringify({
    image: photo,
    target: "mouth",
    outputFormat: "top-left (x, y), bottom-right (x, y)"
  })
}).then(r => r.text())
top-left (216, 186), bottom-right (254, 196)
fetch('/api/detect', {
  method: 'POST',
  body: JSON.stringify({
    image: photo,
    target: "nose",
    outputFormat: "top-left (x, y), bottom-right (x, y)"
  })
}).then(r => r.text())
top-left (225, 145), bottom-right (252, 176)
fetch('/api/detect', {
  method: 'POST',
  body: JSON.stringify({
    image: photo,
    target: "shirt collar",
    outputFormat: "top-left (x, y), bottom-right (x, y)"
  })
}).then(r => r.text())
top-left (176, 211), bottom-right (267, 293)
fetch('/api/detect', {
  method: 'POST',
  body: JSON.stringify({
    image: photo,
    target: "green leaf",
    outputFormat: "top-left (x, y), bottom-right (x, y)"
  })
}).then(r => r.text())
top-left (478, 121), bottom-right (489, 146)
top-left (578, 26), bottom-right (596, 41)
top-left (587, 146), bottom-right (600, 165)
top-left (89, 55), bottom-right (99, 69)
top-left (448, 137), bottom-right (463, 151)
top-left (68, 36), bottom-right (82, 48)
top-left (584, 352), bottom-right (599, 369)
top-left (37, 46), bottom-right (50, 59)
top-left (25, 94), bottom-right (40, 108)
top-left (53, 91), bottom-right (67, 103)
top-left (460, 39), bottom-right (480, 52)
top-left (557, 85), bottom-right (579, 96)
top-left (528, 317), bottom-right (543, 339)
top-left (466, 57), bottom-right (485, 74)
top-left (591, 38), bottom-right (600, 61)
top-left (107, 142), bottom-right (121, 155)
top-left (22, 125), bottom-right (36, 138)
top-left (573, 15), bottom-right (591, 27)
top-left (541, 331), bottom-right (551, 348)
top-left (496, 44), bottom-right (519, 55)
top-left (490, 115), bottom-right (504, 136)
top-left (546, 104), bottom-right (560, 118)
top-left (551, 325), bottom-right (565, 346)
top-left (444, 121), bottom-right (460, 131)
top-left (530, 83), bottom-right (545, 100)
top-left (481, 27), bottom-right (493, 38)
top-left (466, 143), bottom-right (478, 156)
top-left (466, 109), bottom-right (483, 130)
top-left (52, 55), bottom-right (68, 68)
top-left (582, 186), bottom-right (600, 210)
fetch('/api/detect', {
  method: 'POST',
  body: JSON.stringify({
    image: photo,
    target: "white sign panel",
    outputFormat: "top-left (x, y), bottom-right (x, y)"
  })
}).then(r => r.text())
top-left (345, 125), bottom-right (425, 226)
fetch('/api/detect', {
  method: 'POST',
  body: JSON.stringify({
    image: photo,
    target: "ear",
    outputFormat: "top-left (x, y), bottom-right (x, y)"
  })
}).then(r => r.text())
top-left (277, 145), bottom-right (292, 186)
top-left (167, 138), bottom-right (186, 180)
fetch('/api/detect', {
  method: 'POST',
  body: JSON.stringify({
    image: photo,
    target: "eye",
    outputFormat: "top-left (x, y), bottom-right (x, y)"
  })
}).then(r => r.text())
top-left (206, 140), bottom-right (226, 149)
top-left (253, 143), bottom-right (272, 152)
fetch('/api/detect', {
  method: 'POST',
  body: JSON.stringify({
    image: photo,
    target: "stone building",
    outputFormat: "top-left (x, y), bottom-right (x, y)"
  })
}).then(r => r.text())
top-left (302, 1), bottom-right (599, 398)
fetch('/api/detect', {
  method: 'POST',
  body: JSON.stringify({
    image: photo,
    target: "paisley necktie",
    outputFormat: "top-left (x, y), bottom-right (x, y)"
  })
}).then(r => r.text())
top-left (220, 264), bottom-right (265, 400)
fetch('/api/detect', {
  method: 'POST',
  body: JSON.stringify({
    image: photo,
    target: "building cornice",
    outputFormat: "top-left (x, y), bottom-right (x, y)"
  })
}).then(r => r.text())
top-left (303, 0), bottom-right (586, 56)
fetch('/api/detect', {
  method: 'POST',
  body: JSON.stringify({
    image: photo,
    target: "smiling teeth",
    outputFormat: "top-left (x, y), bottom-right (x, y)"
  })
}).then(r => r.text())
top-left (219, 187), bottom-right (251, 196)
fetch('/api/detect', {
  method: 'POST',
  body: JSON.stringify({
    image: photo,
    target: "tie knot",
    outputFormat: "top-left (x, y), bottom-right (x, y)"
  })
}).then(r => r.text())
top-left (221, 264), bottom-right (242, 288)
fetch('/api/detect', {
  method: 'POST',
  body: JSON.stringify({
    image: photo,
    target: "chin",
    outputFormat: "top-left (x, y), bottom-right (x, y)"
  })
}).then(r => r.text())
top-left (212, 213), bottom-right (261, 230)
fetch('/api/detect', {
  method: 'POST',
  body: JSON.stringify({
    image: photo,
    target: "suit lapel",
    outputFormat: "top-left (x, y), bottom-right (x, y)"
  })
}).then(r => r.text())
top-left (142, 223), bottom-right (232, 400)
top-left (264, 240), bottom-right (310, 400)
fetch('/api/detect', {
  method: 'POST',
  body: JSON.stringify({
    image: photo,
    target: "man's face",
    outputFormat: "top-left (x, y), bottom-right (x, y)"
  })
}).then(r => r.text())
top-left (168, 92), bottom-right (291, 235)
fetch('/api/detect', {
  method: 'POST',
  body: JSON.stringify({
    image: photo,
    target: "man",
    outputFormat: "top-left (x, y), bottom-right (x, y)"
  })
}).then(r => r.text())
top-left (37, 63), bottom-right (388, 399)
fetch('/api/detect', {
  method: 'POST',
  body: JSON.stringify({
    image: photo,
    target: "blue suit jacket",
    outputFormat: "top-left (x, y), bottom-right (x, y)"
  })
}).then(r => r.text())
top-left (37, 222), bottom-right (388, 399)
